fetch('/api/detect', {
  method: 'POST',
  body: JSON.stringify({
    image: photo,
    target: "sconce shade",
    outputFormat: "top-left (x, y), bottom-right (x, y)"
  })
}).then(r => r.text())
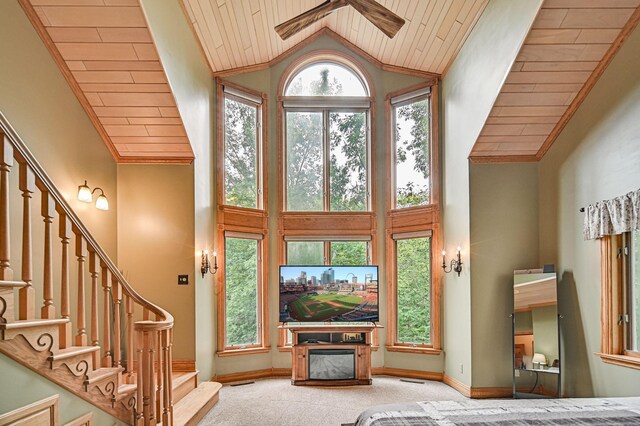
top-left (77, 181), bottom-right (93, 203)
top-left (95, 194), bottom-right (109, 211)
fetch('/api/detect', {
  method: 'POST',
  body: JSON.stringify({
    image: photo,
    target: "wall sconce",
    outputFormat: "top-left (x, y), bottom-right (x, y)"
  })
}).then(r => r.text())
top-left (201, 250), bottom-right (218, 278)
top-left (442, 246), bottom-right (463, 276)
top-left (77, 180), bottom-right (109, 211)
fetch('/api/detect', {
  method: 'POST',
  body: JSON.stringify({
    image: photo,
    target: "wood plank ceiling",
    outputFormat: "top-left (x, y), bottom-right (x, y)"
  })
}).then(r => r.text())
top-left (19, 0), bottom-right (194, 163)
top-left (470, 0), bottom-right (640, 162)
top-left (180, 0), bottom-right (489, 76)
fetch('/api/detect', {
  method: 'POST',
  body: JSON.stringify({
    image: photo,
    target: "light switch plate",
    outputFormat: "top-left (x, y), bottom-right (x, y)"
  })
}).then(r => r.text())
top-left (178, 275), bottom-right (189, 285)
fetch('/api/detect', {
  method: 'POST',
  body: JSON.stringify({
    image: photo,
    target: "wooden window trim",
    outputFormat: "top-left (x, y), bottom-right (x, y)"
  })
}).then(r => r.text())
top-left (216, 231), bottom-right (270, 357)
top-left (386, 227), bottom-right (442, 353)
top-left (596, 234), bottom-right (640, 370)
top-left (385, 81), bottom-right (439, 212)
top-left (216, 78), bottom-right (268, 211)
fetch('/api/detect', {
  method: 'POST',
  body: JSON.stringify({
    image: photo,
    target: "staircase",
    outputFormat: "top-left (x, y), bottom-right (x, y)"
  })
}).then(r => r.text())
top-left (0, 112), bottom-right (200, 425)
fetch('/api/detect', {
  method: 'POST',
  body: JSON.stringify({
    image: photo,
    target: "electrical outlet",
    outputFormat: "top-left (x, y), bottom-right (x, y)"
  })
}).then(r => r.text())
top-left (459, 363), bottom-right (463, 374)
top-left (178, 275), bottom-right (189, 285)
top-left (515, 370), bottom-right (520, 377)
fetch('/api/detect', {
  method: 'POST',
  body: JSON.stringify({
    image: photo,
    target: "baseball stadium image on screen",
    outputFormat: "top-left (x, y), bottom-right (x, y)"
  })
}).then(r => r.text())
top-left (279, 265), bottom-right (379, 322)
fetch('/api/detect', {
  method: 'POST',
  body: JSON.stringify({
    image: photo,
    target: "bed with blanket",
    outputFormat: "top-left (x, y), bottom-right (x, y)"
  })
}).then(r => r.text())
top-left (348, 398), bottom-right (640, 425)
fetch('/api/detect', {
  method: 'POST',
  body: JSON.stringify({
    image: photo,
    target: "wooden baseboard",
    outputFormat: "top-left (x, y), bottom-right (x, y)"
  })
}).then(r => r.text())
top-left (372, 367), bottom-right (443, 381)
top-left (443, 374), bottom-right (471, 397)
top-left (213, 368), bottom-right (292, 383)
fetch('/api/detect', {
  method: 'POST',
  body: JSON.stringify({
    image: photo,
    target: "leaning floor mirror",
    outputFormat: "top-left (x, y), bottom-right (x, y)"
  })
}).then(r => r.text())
top-left (512, 268), bottom-right (561, 398)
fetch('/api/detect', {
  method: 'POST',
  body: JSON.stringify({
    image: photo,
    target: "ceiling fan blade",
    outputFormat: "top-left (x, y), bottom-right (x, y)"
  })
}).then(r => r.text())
top-left (275, 0), bottom-right (348, 40)
top-left (346, 0), bottom-right (405, 39)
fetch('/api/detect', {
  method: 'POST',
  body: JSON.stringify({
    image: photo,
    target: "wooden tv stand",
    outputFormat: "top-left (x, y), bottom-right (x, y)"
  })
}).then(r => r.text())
top-left (281, 323), bottom-right (380, 386)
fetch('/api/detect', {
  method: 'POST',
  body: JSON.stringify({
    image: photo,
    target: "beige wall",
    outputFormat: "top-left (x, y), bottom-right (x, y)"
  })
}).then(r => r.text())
top-left (0, 0), bottom-right (118, 257)
top-left (0, 355), bottom-right (125, 424)
top-left (139, 0), bottom-right (216, 380)
top-left (538, 24), bottom-right (640, 397)
top-left (469, 163), bottom-right (540, 388)
top-left (116, 164), bottom-right (195, 361)
top-left (441, 0), bottom-right (542, 387)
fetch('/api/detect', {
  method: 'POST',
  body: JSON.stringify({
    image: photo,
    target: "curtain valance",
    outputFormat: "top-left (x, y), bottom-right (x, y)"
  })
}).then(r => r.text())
top-left (584, 188), bottom-right (640, 240)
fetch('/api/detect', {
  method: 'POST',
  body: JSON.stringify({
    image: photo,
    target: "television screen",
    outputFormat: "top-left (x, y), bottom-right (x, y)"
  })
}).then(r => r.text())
top-left (279, 265), bottom-right (379, 322)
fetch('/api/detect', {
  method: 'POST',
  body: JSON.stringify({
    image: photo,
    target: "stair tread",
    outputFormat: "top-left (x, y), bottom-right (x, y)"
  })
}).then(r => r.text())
top-left (0, 280), bottom-right (28, 288)
top-left (118, 383), bottom-right (137, 394)
top-left (0, 318), bottom-right (68, 329)
top-left (48, 345), bottom-right (100, 361)
top-left (172, 371), bottom-right (198, 389)
top-left (173, 382), bottom-right (221, 426)
top-left (85, 366), bottom-right (124, 384)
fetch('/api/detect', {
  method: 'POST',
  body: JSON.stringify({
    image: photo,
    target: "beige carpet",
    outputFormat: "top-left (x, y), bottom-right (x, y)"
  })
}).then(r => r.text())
top-left (198, 376), bottom-right (467, 426)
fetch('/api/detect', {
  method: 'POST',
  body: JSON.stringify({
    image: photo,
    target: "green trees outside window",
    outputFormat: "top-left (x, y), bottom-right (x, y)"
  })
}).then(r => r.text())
top-left (287, 241), bottom-right (324, 265)
top-left (225, 237), bottom-right (259, 347)
top-left (224, 96), bottom-right (259, 208)
top-left (396, 237), bottom-right (431, 344)
top-left (285, 64), bottom-right (370, 212)
top-left (394, 98), bottom-right (431, 208)
top-left (331, 241), bottom-right (367, 265)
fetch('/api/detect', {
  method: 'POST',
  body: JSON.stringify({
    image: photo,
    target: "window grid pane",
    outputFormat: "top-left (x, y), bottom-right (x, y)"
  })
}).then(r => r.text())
top-left (394, 98), bottom-right (431, 209)
top-left (225, 237), bottom-right (259, 347)
top-left (286, 111), bottom-right (324, 211)
top-left (330, 241), bottom-right (367, 265)
top-left (330, 112), bottom-right (367, 212)
top-left (287, 241), bottom-right (324, 265)
top-left (224, 96), bottom-right (258, 208)
top-left (285, 63), bottom-right (367, 96)
top-left (396, 237), bottom-right (431, 344)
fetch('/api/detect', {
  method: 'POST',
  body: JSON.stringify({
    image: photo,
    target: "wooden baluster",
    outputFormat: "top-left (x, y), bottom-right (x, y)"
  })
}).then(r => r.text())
top-left (101, 265), bottom-right (112, 367)
top-left (156, 328), bottom-right (163, 419)
top-left (58, 213), bottom-right (73, 348)
top-left (144, 330), bottom-right (157, 425)
top-left (75, 231), bottom-right (87, 346)
top-left (112, 279), bottom-right (122, 367)
top-left (18, 163), bottom-right (35, 320)
top-left (0, 136), bottom-right (13, 282)
top-left (161, 329), bottom-right (173, 426)
top-left (126, 295), bottom-right (135, 383)
top-left (41, 191), bottom-right (56, 319)
top-left (143, 308), bottom-right (150, 321)
top-left (136, 329), bottom-right (144, 424)
top-left (89, 251), bottom-right (100, 368)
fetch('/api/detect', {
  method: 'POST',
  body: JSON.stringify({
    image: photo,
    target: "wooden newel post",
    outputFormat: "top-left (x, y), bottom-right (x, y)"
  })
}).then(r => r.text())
top-left (0, 136), bottom-right (13, 282)
top-left (75, 231), bottom-right (88, 346)
top-left (41, 191), bottom-right (56, 319)
top-left (126, 296), bottom-right (135, 383)
top-left (161, 329), bottom-right (173, 426)
top-left (18, 162), bottom-right (35, 320)
top-left (58, 212), bottom-right (73, 349)
top-left (135, 329), bottom-right (144, 425)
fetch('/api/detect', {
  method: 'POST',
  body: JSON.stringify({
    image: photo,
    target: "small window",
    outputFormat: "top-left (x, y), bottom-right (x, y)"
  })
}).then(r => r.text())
top-left (390, 89), bottom-right (432, 209)
top-left (285, 239), bottom-right (371, 266)
top-left (625, 231), bottom-right (639, 354)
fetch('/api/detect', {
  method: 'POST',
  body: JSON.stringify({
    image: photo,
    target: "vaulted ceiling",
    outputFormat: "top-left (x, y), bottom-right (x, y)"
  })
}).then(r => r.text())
top-left (470, 0), bottom-right (640, 162)
top-left (15, 0), bottom-right (640, 164)
top-left (19, 0), bottom-right (194, 163)
top-left (180, 0), bottom-right (489, 76)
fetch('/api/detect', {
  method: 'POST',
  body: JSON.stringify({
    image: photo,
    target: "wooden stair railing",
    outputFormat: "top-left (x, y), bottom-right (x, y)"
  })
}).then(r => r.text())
top-left (0, 111), bottom-right (174, 426)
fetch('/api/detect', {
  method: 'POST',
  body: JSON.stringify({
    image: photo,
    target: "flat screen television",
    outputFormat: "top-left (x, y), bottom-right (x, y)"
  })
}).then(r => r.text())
top-left (279, 265), bottom-right (379, 323)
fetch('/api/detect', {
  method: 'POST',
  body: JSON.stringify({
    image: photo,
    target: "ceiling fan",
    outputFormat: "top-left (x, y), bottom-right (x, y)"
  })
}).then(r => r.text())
top-left (275, 0), bottom-right (405, 41)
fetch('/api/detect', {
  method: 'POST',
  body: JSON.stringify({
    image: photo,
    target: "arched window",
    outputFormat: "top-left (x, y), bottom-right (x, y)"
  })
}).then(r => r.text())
top-left (281, 55), bottom-right (372, 213)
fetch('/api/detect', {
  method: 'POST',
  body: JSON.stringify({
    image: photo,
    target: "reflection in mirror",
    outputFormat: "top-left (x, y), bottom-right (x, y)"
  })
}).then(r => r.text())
top-left (513, 270), bottom-right (560, 398)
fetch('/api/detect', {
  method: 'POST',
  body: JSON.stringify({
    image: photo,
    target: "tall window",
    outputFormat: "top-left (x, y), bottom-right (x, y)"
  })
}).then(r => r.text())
top-left (390, 87), bottom-right (432, 209)
top-left (222, 233), bottom-right (267, 351)
top-left (223, 86), bottom-right (263, 208)
top-left (385, 82), bottom-right (440, 355)
top-left (216, 80), bottom-right (269, 356)
top-left (283, 60), bottom-right (371, 212)
top-left (624, 231), bottom-right (639, 354)
top-left (598, 230), bottom-right (640, 369)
